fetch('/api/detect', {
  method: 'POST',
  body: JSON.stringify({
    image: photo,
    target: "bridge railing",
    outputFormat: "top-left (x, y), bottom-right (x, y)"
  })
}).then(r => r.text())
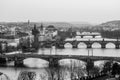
top-left (66, 38), bottom-right (118, 42)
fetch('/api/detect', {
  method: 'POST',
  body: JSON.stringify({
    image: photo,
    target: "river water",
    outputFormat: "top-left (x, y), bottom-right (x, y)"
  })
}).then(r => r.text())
top-left (0, 37), bottom-right (120, 80)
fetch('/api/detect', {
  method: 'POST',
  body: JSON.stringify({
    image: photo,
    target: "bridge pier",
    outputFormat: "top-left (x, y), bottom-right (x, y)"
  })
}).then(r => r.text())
top-left (49, 58), bottom-right (59, 68)
top-left (72, 44), bottom-right (78, 48)
top-left (93, 35), bottom-right (95, 38)
top-left (72, 40), bottom-right (78, 48)
top-left (87, 44), bottom-right (92, 48)
top-left (101, 42), bottom-right (106, 48)
top-left (81, 36), bottom-right (84, 38)
top-left (101, 39), bottom-right (106, 49)
top-left (101, 45), bottom-right (106, 49)
top-left (72, 45), bottom-right (77, 48)
top-left (14, 60), bottom-right (24, 67)
top-left (115, 44), bottom-right (119, 49)
top-left (14, 58), bottom-right (24, 67)
top-left (0, 58), bottom-right (7, 66)
top-left (57, 44), bottom-right (64, 49)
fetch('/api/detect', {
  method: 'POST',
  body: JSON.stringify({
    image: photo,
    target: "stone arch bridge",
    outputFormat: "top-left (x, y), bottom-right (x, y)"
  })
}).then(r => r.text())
top-left (0, 54), bottom-right (120, 67)
top-left (42, 39), bottom-right (120, 49)
top-left (77, 33), bottom-right (100, 38)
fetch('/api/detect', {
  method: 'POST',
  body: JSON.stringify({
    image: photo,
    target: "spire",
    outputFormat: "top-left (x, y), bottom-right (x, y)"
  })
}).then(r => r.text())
top-left (28, 20), bottom-right (30, 24)
top-left (40, 23), bottom-right (43, 30)
top-left (28, 20), bottom-right (30, 28)
top-left (34, 24), bottom-right (36, 29)
top-left (32, 24), bottom-right (39, 35)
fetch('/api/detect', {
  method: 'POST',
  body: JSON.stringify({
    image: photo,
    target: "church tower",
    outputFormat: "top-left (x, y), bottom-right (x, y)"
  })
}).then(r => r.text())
top-left (32, 24), bottom-right (39, 49)
top-left (39, 23), bottom-right (44, 36)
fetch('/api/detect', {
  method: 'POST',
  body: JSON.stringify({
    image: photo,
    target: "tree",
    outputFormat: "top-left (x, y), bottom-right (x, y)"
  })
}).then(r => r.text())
top-left (86, 60), bottom-right (94, 76)
top-left (102, 61), bottom-right (112, 74)
top-left (112, 62), bottom-right (120, 76)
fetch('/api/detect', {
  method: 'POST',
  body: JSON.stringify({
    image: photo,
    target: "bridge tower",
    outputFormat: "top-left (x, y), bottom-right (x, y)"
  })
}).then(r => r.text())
top-left (32, 24), bottom-right (40, 49)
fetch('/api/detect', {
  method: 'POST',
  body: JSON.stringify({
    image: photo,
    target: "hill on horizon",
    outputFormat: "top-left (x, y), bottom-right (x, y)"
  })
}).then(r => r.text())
top-left (100, 20), bottom-right (120, 28)
top-left (0, 21), bottom-right (94, 28)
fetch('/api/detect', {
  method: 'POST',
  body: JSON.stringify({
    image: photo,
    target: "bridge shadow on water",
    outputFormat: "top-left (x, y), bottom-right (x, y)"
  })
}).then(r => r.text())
top-left (0, 59), bottom-right (112, 80)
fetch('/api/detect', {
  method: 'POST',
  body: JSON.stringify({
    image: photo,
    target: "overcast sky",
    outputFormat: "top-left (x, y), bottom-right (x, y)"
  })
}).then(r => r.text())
top-left (0, 0), bottom-right (120, 24)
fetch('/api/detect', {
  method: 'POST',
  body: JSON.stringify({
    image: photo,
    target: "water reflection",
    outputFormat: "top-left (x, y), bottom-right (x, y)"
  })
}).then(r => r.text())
top-left (18, 71), bottom-right (36, 80)
top-left (0, 72), bottom-right (10, 80)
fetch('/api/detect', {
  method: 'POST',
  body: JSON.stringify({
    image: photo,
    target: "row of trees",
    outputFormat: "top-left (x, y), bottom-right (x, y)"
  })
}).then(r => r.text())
top-left (102, 61), bottom-right (120, 76)
top-left (57, 28), bottom-right (76, 41)
top-left (101, 30), bottom-right (120, 39)
top-left (85, 61), bottom-right (120, 77)
top-left (0, 42), bottom-right (20, 54)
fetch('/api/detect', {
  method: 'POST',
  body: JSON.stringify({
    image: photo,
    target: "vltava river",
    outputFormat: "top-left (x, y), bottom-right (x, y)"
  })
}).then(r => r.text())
top-left (0, 37), bottom-right (120, 80)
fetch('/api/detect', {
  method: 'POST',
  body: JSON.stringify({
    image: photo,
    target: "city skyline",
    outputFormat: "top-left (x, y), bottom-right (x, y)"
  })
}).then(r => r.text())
top-left (0, 0), bottom-right (120, 24)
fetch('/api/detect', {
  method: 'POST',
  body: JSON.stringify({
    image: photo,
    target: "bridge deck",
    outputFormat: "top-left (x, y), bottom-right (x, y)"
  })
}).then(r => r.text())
top-left (0, 54), bottom-right (120, 62)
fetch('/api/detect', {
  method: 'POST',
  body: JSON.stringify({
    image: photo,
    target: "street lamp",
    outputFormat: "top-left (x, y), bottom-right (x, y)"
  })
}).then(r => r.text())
top-left (50, 43), bottom-right (52, 55)
top-left (91, 48), bottom-right (93, 56)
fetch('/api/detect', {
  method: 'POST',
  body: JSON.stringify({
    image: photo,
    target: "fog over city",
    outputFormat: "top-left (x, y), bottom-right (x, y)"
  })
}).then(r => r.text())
top-left (1, 0), bottom-right (120, 80)
top-left (0, 0), bottom-right (120, 24)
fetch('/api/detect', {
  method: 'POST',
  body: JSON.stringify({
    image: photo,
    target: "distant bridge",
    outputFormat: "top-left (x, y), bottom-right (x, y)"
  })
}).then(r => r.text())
top-left (0, 54), bottom-right (120, 67)
top-left (41, 39), bottom-right (120, 49)
top-left (77, 33), bottom-right (100, 38)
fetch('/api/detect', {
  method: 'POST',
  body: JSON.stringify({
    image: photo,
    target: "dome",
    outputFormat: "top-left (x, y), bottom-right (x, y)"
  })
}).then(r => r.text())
top-left (46, 25), bottom-right (56, 31)
top-left (47, 25), bottom-right (55, 28)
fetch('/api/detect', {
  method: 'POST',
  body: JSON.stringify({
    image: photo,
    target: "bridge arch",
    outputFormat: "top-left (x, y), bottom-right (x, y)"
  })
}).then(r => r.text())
top-left (91, 42), bottom-right (101, 48)
top-left (21, 57), bottom-right (49, 62)
top-left (105, 42), bottom-right (116, 48)
top-left (59, 59), bottom-right (86, 67)
top-left (23, 58), bottom-right (49, 67)
top-left (77, 42), bottom-right (87, 48)
top-left (64, 42), bottom-right (73, 48)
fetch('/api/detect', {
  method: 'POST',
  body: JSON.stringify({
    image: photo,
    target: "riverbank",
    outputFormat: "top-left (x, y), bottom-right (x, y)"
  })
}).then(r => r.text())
top-left (93, 76), bottom-right (109, 80)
